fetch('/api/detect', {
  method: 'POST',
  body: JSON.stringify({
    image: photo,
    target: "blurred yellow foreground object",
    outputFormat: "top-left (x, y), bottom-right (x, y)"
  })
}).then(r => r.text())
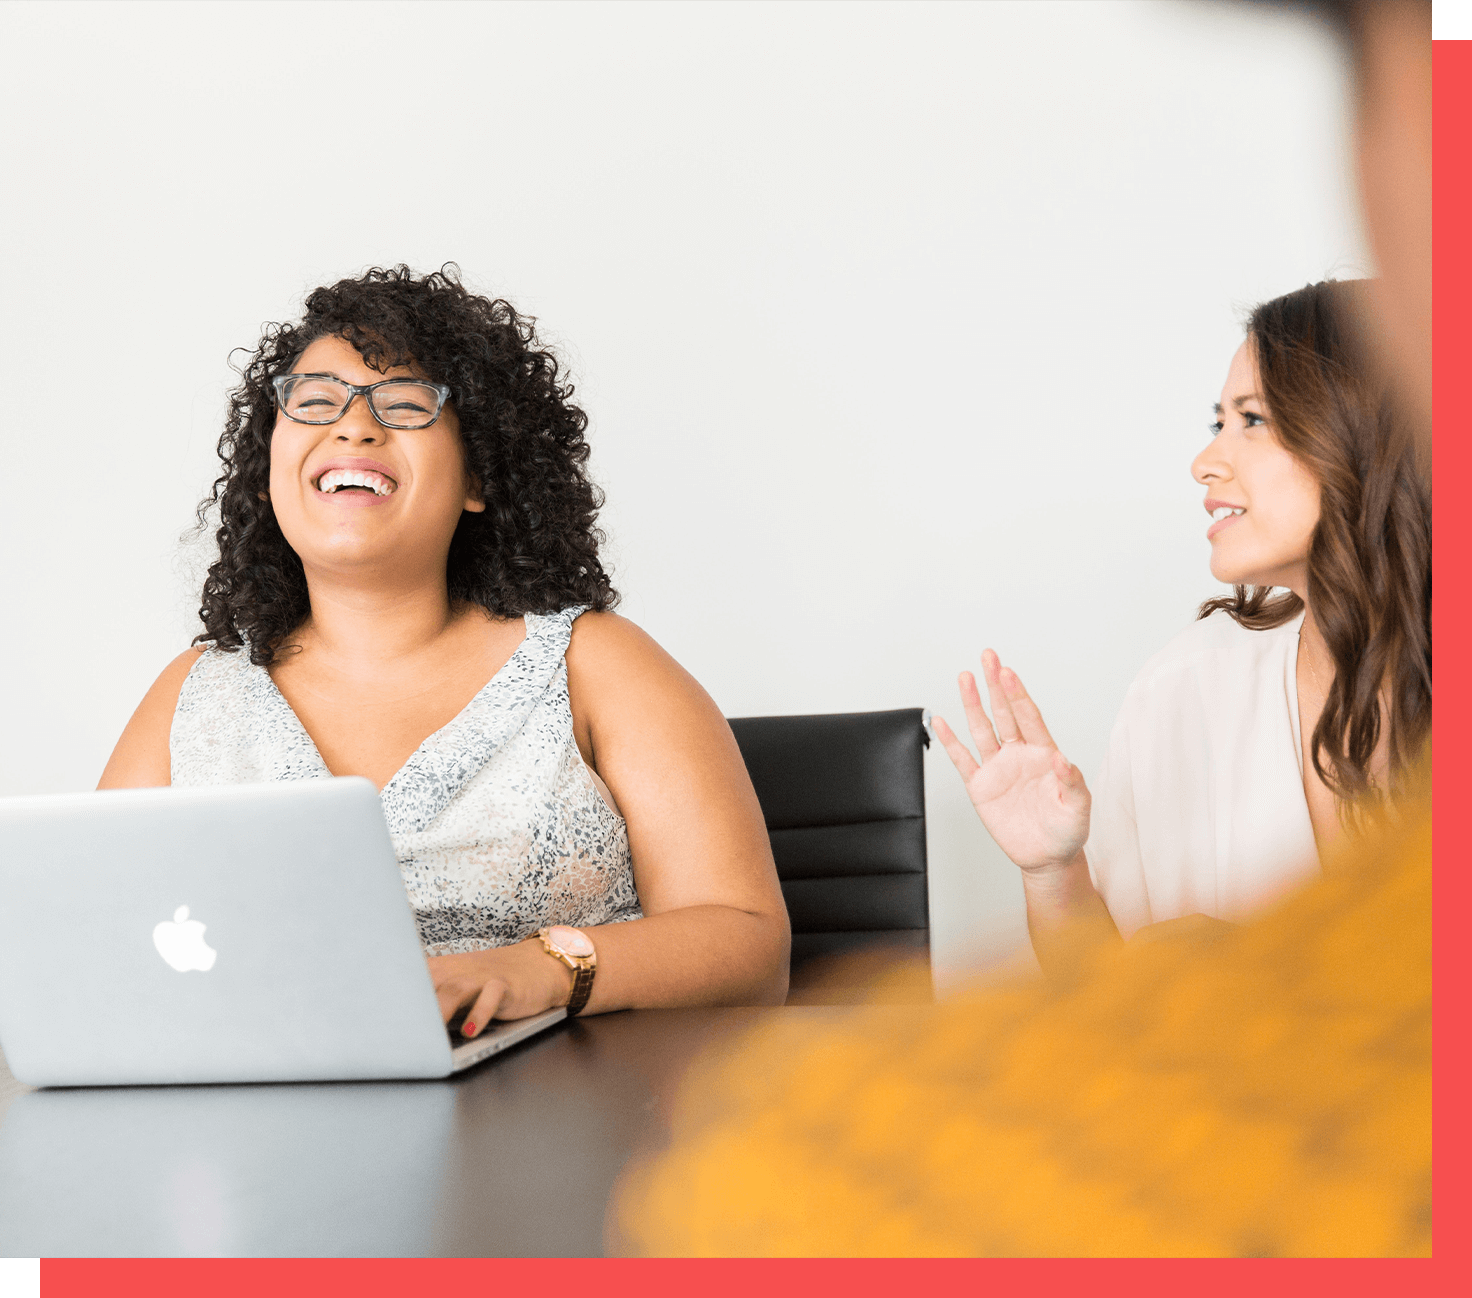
top-left (614, 801), bottom-right (1430, 1257)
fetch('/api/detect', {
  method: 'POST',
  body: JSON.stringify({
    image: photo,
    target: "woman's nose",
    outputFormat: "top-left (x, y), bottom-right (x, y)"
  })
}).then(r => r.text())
top-left (333, 395), bottom-right (383, 444)
top-left (1191, 439), bottom-right (1228, 486)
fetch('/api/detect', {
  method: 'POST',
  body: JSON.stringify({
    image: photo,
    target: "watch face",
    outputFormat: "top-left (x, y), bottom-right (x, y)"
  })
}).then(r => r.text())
top-left (548, 925), bottom-right (594, 957)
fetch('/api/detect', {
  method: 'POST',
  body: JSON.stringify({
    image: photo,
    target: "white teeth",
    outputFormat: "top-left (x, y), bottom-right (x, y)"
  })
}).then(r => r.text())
top-left (317, 468), bottom-right (395, 495)
top-left (1211, 506), bottom-right (1245, 521)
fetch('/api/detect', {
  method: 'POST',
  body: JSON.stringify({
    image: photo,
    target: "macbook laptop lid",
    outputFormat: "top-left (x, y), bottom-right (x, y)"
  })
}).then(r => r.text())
top-left (0, 778), bottom-right (564, 1086)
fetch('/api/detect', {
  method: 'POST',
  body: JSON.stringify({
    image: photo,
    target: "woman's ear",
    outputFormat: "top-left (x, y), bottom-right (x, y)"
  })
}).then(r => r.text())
top-left (464, 474), bottom-right (487, 514)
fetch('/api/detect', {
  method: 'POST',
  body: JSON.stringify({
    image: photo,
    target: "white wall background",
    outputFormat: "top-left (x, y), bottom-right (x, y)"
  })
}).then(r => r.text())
top-left (0, 0), bottom-right (1367, 984)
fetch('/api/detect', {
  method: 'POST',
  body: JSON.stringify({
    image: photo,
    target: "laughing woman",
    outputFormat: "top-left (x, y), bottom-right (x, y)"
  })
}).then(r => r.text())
top-left (933, 279), bottom-right (1431, 964)
top-left (100, 265), bottom-right (790, 1027)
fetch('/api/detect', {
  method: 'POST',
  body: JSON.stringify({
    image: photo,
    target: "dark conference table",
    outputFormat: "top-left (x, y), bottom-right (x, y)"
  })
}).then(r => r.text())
top-left (0, 1006), bottom-right (847, 1258)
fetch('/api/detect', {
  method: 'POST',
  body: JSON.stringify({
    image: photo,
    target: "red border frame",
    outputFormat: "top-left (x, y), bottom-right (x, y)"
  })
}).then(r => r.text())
top-left (1427, 32), bottom-right (1465, 1298)
top-left (25, 28), bottom-right (1468, 1298)
top-left (21, 1256), bottom-right (1452, 1296)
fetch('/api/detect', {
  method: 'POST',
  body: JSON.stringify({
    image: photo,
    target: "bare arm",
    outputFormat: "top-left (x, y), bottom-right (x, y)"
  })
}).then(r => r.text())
top-left (568, 612), bottom-right (790, 1010)
top-left (96, 648), bottom-right (205, 790)
top-left (430, 614), bottom-right (790, 1031)
top-left (1015, 851), bottom-right (1119, 978)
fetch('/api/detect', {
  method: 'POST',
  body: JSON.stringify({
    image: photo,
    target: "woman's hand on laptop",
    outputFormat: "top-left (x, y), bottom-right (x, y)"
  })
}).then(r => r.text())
top-left (429, 940), bottom-right (575, 1037)
top-left (931, 649), bottom-right (1092, 875)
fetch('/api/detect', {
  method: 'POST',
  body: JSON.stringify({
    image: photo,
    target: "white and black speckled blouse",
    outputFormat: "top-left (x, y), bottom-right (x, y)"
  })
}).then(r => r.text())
top-left (169, 606), bottom-right (642, 955)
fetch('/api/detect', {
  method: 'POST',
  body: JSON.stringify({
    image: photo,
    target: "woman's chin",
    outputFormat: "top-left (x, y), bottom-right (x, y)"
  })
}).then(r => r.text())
top-left (1207, 553), bottom-right (1257, 588)
top-left (1209, 561), bottom-right (1279, 590)
top-left (295, 539), bottom-right (405, 577)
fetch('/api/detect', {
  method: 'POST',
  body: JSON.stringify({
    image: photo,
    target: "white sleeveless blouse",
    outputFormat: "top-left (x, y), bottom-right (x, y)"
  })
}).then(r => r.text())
top-left (169, 607), bottom-right (642, 956)
top-left (1085, 609), bottom-right (1320, 938)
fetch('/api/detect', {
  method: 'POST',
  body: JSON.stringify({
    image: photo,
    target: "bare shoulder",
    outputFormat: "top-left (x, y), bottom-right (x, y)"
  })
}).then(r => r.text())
top-left (566, 612), bottom-right (696, 687)
top-left (564, 612), bottom-right (724, 749)
top-left (135, 646), bottom-right (211, 720)
top-left (566, 610), bottom-right (662, 656)
top-left (96, 647), bottom-right (209, 789)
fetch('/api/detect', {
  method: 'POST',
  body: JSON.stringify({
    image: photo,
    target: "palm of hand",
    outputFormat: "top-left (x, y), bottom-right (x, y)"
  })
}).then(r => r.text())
top-left (932, 651), bottom-right (1092, 874)
top-left (962, 743), bottom-right (1090, 871)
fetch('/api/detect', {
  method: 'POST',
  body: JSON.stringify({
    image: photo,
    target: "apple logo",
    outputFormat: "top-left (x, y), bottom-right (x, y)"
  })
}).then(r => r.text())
top-left (152, 905), bottom-right (218, 973)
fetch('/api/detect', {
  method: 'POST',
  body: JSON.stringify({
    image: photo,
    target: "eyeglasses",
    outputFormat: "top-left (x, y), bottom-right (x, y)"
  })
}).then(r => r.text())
top-left (271, 373), bottom-right (452, 430)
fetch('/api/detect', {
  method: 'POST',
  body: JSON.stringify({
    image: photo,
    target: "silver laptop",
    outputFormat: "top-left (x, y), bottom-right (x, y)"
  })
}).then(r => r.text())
top-left (0, 777), bottom-right (565, 1086)
top-left (0, 1080), bottom-right (456, 1256)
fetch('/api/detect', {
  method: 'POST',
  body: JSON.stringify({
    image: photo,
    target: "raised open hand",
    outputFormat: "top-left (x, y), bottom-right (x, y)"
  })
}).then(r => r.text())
top-left (931, 649), bottom-right (1091, 874)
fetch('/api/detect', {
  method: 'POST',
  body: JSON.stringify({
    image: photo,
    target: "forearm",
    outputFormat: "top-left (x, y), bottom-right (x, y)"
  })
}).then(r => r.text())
top-left (1021, 851), bottom-right (1121, 979)
top-left (577, 904), bottom-right (791, 1013)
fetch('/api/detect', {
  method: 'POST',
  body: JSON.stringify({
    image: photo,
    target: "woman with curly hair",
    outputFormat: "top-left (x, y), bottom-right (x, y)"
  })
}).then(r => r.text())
top-left (932, 278), bottom-right (1430, 964)
top-left (99, 265), bottom-right (790, 1027)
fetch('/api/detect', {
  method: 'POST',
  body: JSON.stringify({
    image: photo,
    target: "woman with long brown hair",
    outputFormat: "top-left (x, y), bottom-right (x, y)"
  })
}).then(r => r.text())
top-left (932, 278), bottom-right (1430, 954)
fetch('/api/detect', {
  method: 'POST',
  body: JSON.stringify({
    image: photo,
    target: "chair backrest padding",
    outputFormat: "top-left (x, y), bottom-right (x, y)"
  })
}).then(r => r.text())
top-left (727, 708), bottom-right (930, 982)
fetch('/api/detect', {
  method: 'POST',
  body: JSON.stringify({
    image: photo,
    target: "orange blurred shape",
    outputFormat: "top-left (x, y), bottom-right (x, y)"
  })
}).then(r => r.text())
top-left (613, 796), bottom-right (1431, 1257)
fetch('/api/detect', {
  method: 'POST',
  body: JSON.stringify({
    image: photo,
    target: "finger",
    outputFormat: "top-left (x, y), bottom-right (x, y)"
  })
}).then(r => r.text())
top-left (436, 978), bottom-right (476, 1027)
top-left (957, 671), bottom-right (1000, 759)
top-left (981, 649), bottom-right (1022, 743)
top-left (462, 979), bottom-right (510, 1038)
top-left (1050, 751), bottom-right (1090, 806)
top-left (1000, 666), bottom-right (1058, 748)
top-left (931, 715), bottom-right (981, 782)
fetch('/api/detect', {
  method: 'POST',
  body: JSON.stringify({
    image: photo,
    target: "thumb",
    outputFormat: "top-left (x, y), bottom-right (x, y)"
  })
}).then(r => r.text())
top-left (1052, 750), bottom-right (1086, 792)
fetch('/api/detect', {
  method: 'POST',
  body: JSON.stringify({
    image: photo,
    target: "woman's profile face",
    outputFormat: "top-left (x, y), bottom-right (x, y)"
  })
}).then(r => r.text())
top-left (267, 334), bottom-right (485, 584)
top-left (1191, 340), bottom-right (1321, 594)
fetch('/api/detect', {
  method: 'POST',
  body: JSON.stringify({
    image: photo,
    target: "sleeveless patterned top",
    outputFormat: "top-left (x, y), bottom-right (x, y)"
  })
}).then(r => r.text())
top-left (169, 607), bottom-right (642, 955)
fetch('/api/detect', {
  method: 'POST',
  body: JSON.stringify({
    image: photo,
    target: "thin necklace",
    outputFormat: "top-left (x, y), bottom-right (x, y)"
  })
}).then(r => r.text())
top-left (1300, 618), bottom-right (1329, 697)
top-left (1303, 646), bottom-right (1327, 694)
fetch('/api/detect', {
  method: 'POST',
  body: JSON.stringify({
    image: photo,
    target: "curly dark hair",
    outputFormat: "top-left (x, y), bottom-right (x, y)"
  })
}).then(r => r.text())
top-left (195, 264), bottom-right (618, 665)
top-left (1198, 279), bottom-right (1431, 818)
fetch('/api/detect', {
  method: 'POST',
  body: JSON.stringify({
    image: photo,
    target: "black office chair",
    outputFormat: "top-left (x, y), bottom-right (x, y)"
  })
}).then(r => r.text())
top-left (726, 708), bottom-right (931, 1003)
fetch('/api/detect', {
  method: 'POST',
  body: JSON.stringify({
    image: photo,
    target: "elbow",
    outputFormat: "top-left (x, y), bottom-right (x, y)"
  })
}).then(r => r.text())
top-left (724, 904), bottom-right (790, 1006)
top-left (697, 902), bottom-right (790, 1006)
top-left (755, 910), bottom-right (791, 1006)
top-left (758, 961), bottom-right (790, 1006)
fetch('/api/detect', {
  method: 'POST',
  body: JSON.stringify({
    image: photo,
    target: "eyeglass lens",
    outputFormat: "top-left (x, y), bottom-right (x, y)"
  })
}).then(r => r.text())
top-left (277, 376), bottom-right (443, 429)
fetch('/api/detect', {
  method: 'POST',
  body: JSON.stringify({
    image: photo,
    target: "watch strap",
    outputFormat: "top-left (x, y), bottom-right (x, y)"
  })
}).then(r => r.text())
top-left (565, 961), bottom-right (596, 1017)
top-left (536, 926), bottom-right (597, 1017)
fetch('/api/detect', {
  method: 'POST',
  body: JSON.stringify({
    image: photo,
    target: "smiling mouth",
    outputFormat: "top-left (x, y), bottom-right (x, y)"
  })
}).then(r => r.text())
top-left (1207, 504), bottom-right (1245, 538)
top-left (315, 469), bottom-right (397, 497)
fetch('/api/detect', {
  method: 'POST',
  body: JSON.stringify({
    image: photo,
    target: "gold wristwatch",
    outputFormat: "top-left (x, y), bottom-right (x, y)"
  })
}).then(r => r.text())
top-left (536, 925), bottom-right (597, 1016)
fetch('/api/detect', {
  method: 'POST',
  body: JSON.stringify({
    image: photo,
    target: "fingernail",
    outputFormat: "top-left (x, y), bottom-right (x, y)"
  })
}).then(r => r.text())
top-left (463, 1022), bottom-right (477, 1037)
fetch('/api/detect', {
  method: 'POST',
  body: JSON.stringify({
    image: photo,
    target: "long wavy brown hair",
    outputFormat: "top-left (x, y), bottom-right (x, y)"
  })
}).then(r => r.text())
top-left (1198, 279), bottom-right (1430, 816)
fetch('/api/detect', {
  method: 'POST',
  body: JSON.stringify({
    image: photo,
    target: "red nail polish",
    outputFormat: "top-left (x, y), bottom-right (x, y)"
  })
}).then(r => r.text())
top-left (463, 1022), bottom-right (477, 1036)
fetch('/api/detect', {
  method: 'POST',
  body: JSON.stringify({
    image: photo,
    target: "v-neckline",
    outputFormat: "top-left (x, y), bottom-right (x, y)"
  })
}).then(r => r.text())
top-left (259, 615), bottom-right (534, 794)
